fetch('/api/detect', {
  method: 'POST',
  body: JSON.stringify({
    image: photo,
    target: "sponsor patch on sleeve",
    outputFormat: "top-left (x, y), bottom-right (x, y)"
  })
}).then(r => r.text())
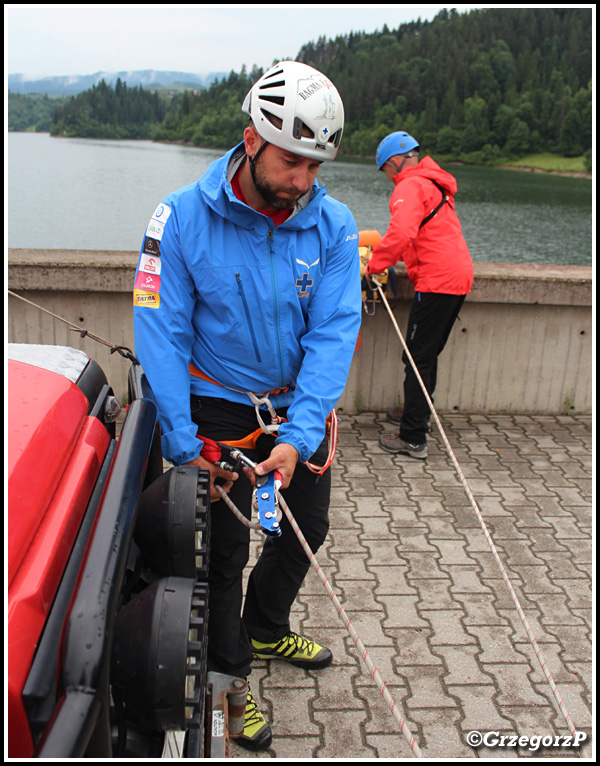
top-left (151, 203), bottom-right (172, 225)
top-left (143, 236), bottom-right (161, 256)
top-left (133, 289), bottom-right (161, 309)
top-left (138, 253), bottom-right (162, 276)
top-left (144, 203), bottom-right (172, 242)
top-left (134, 271), bottom-right (161, 293)
top-left (146, 219), bottom-right (166, 240)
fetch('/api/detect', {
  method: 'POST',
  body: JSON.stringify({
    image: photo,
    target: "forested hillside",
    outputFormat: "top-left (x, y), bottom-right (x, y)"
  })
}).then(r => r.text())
top-left (13, 8), bottom-right (592, 165)
top-left (8, 93), bottom-right (68, 132)
top-left (155, 7), bottom-right (593, 164)
top-left (299, 7), bottom-right (592, 161)
top-left (49, 78), bottom-right (167, 139)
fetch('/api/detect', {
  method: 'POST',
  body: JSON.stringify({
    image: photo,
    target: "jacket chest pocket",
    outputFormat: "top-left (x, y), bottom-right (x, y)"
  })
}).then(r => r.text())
top-left (192, 265), bottom-right (265, 367)
top-left (235, 272), bottom-right (262, 364)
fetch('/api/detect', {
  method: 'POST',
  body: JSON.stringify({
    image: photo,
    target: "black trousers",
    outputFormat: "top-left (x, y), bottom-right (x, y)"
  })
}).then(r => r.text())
top-left (400, 292), bottom-right (466, 445)
top-left (190, 396), bottom-right (331, 679)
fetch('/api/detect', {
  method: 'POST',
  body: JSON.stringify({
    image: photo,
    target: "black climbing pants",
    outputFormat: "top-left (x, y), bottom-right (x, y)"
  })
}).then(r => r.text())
top-left (400, 292), bottom-right (466, 445)
top-left (190, 395), bottom-right (331, 679)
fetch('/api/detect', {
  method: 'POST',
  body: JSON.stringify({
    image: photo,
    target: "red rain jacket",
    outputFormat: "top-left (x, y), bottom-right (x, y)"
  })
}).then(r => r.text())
top-left (369, 156), bottom-right (473, 295)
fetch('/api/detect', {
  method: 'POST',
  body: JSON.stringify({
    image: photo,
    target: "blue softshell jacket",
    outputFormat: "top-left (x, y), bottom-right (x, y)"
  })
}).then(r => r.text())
top-left (133, 143), bottom-right (362, 466)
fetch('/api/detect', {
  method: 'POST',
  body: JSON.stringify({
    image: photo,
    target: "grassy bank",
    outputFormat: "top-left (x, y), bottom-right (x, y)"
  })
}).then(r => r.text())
top-left (344, 151), bottom-right (592, 178)
top-left (491, 153), bottom-right (591, 176)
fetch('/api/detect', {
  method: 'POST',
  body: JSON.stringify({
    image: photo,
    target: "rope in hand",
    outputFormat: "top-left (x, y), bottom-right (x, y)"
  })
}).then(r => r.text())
top-left (369, 275), bottom-right (579, 741)
top-left (216, 483), bottom-right (424, 758)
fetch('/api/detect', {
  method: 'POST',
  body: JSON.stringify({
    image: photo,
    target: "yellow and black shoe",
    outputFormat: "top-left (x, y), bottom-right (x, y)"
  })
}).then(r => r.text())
top-left (234, 686), bottom-right (272, 752)
top-left (251, 631), bottom-right (333, 669)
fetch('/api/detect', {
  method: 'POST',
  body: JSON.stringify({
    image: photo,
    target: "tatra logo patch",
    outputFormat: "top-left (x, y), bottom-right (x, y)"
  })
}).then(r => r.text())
top-left (134, 289), bottom-right (160, 308)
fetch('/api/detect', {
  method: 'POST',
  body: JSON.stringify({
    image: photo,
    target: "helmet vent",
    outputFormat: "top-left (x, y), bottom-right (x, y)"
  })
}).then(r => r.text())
top-left (263, 68), bottom-right (284, 81)
top-left (259, 79), bottom-right (285, 91)
top-left (258, 94), bottom-right (285, 107)
top-left (329, 129), bottom-right (342, 148)
top-left (259, 108), bottom-right (283, 130)
top-left (292, 117), bottom-right (314, 140)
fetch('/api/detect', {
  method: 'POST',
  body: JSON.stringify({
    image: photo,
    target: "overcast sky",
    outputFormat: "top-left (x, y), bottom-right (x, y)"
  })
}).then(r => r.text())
top-left (5, 4), bottom-right (484, 79)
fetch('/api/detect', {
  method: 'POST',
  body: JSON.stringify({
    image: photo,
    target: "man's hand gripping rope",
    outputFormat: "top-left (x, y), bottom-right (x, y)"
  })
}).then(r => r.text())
top-left (228, 447), bottom-right (294, 538)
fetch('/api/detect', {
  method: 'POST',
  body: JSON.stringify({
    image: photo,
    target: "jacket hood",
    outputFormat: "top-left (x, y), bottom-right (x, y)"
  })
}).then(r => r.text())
top-left (199, 141), bottom-right (327, 231)
top-left (395, 155), bottom-right (458, 196)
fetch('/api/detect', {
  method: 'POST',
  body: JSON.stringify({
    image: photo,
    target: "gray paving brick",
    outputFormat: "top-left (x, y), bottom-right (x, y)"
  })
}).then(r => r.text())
top-left (425, 609), bottom-right (477, 646)
top-left (237, 413), bottom-right (591, 758)
top-left (392, 629), bottom-right (443, 667)
top-left (369, 564), bottom-right (416, 595)
top-left (313, 709), bottom-right (378, 758)
top-left (381, 595), bottom-right (430, 630)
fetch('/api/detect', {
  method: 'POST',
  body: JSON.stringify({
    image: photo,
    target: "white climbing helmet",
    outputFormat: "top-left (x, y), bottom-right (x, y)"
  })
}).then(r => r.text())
top-left (242, 60), bottom-right (345, 161)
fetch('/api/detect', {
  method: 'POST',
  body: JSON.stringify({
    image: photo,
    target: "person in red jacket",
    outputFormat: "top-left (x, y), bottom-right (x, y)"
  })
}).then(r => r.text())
top-left (366, 131), bottom-right (473, 459)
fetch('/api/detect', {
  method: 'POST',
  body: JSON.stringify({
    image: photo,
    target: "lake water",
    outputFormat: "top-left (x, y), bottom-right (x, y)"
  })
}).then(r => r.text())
top-left (7, 132), bottom-right (593, 265)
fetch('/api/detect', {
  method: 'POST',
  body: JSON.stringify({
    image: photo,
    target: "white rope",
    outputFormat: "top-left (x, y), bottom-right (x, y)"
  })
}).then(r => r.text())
top-left (371, 276), bottom-right (578, 740)
top-left (216, 485), bottom-right (423, 758)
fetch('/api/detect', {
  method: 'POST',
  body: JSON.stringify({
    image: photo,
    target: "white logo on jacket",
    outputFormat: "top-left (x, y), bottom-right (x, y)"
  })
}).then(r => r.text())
top-left (296, 258), bottom-right (320, 269)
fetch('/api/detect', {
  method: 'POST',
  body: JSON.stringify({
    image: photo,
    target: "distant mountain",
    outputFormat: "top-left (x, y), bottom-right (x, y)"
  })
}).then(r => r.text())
top-left (7, 70), bottom-right (228, 96)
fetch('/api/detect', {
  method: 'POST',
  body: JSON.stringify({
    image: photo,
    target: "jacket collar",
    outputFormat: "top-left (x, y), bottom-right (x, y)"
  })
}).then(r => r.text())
top-left (201, 142), bottom-right (326, 229)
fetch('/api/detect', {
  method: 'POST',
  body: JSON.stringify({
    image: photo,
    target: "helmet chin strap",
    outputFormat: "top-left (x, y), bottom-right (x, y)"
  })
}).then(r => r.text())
top-left (386, 151), bottom-right (418, 175)
top-left (248, 139), bottom-right (269, 184)
top-left (397, 156), bottom-right (409, 174)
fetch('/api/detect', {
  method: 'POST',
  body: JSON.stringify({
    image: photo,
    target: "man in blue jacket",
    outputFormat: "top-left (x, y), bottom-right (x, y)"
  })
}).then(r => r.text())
top-left (133, 61), bottom-right (361, 750)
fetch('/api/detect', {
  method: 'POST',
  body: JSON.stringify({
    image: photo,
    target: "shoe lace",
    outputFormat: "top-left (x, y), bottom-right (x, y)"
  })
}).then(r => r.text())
top-left (280, 631), bottom-right (315, 656)
top-left (245, 690), bottom-right (262, 726)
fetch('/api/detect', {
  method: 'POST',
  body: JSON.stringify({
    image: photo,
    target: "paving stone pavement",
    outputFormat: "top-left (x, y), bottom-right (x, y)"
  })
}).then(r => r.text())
top-left (229, 412), bottom-right (593, 760)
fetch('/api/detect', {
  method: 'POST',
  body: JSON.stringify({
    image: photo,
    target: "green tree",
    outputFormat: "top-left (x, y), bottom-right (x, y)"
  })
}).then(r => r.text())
top-left (463, 94), bottom-right (489, 149)
top-left (493, 104), bottom-right (516, 147)
top-left (459, 123), bottom-right (480, 154)
top-left (505, 118), bottom-right (531, 156)
top-left (558, 108), bottom-right (584, 156)
top-left (436, 126), bottom-right (461, 155)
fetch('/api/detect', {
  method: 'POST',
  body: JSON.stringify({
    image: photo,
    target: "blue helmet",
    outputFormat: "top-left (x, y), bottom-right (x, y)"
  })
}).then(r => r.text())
top-left (375, 131), bottom-right (420, 169)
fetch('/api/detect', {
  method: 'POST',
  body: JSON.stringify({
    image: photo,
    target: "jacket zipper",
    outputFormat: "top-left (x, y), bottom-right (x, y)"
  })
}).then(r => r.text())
top-left (236, 273), bottom-right (262, 364)
top-left (268, 230), bottom-right (286, 387)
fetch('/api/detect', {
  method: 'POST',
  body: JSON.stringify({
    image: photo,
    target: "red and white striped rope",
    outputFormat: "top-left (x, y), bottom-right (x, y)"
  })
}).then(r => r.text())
top-left (373, 278), bottom-right (578, 739)
top-left (216, 485), bottom-right (423, 758)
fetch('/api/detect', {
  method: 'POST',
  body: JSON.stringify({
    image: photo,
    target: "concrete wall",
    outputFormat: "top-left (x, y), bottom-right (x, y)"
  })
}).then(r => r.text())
top-left (8, 249), bottom-right (592, 414)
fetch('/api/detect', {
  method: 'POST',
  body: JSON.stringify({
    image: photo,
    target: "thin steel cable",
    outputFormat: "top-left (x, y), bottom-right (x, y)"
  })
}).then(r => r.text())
top-left (7, 290), bottom-right (138, 362)
top-left (216, 485), bottom-right (423, 758)
top-left (371, 276), bottom-right (578, 739)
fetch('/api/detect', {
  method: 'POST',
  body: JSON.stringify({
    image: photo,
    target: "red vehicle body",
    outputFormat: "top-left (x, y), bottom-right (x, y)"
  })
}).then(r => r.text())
top-left (7, 344), bottom-right (243, 758)
top-left (8, 352), bottom-right (112, 756)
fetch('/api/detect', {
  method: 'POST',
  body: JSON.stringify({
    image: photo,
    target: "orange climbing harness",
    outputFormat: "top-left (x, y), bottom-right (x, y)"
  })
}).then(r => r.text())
top-left (189, 364), bottom-right (337, 475)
